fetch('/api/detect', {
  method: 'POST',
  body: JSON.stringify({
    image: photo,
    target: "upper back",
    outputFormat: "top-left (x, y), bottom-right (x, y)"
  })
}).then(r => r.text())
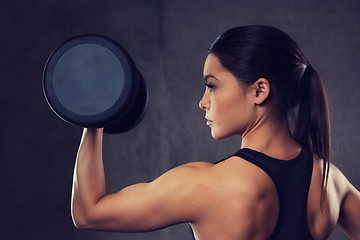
top-left (191, 148), bottom-right (350, 240)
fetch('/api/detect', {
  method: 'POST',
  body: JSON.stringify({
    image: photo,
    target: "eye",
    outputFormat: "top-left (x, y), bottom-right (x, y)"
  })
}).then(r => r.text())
top-left (205, 83), bottom-right (215, 91)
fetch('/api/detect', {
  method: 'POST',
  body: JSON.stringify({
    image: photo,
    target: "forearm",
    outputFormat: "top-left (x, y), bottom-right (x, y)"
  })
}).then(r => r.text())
top-left (71, 128), bottom-right (105, 227)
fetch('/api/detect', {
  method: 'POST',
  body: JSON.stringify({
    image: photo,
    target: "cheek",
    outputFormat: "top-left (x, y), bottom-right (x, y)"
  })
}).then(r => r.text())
top-left (215, 93), bottom-right (248, 120)
top-left (211, 94), bottom-right (250, 137)
top-left (221, 104), bottom-right (247, 129)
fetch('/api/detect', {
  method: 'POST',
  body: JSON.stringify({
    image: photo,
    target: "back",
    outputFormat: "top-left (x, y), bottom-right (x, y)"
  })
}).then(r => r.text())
top-left (190, 147), bottom-right (349, 240)
top-left (232, 147), bottom-right (314, 239)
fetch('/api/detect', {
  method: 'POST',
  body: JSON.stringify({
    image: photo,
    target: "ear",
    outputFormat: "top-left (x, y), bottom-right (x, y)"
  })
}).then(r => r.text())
top-left (252, 78), bottom-right (270, 105)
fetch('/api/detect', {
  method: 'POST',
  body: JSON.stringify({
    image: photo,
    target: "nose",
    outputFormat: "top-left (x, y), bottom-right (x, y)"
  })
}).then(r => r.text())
top-left (199, 91), bottom-right (210, 110)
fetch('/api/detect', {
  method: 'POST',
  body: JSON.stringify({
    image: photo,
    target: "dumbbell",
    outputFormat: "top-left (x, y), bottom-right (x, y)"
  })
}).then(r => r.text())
top-left (43, 34), bottom-right (149, 134)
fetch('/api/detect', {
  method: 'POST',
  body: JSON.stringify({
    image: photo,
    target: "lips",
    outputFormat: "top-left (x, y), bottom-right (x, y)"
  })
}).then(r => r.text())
top-left (205, 117), bottom-right (212, 126)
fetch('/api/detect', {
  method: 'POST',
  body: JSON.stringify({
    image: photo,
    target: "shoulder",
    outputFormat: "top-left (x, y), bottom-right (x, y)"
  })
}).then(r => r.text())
top-left (329, 162), bottom-right (360, 208)
top-left (213, 156), bottom-right (277, 193)
top-left (191, 156), bottom-right (279, 238)
top-left (311, 157), bottom-right (351, 211)
top-left (328, 163), bottom-right (360, 238)
top-left (159, 161), bottom-right (214, 181)
top-left (312, 155), bottom-right (349, 194)
top-left (161, 156), bottom-right (278, 203)
top-left (212, 156), bottom-right (279, 221)
top-left (149, 161), bottom-right (214, 190)
top-left (165, 156), bottom-right (277, 200)
top-left (329, 164), bottom-right (350, 191)
top-left (326, 162), bottom-right (352, 202)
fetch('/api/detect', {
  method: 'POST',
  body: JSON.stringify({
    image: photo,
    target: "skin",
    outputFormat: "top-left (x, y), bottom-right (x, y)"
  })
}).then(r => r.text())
top-left (71, 54), bottom-right (360, 239)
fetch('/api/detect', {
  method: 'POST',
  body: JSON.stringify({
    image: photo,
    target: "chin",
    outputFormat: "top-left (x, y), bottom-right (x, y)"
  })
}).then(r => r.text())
top-left (211, 130), bottom-right (232, 140)
top-left (211, 127), bottom-right (242, 140)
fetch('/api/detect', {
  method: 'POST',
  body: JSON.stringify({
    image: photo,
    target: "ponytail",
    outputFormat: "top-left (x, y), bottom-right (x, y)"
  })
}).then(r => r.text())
top-left (294, 65), bottom-right (331, 206)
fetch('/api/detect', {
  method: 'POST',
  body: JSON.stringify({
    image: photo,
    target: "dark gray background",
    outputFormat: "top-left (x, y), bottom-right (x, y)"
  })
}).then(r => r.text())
top-left (1, 0), bottom-right (359, 239)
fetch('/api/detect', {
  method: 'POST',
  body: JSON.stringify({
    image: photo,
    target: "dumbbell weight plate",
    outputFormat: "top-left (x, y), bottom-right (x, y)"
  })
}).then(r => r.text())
top-left (43, 34), bottom-right (149, 133)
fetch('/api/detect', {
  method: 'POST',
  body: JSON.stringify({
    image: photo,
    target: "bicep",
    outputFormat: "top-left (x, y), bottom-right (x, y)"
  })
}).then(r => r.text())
top-left (338, 182), bottom-right (360, 239)
top-left (83, 162), bottom-right (212, 232)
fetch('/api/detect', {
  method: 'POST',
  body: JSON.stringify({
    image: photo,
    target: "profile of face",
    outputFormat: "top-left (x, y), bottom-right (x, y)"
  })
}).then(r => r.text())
top-left (199, 54), bottom-right (253, 139)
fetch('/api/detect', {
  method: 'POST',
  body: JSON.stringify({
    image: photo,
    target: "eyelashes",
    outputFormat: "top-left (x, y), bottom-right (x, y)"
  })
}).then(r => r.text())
top-left (205, 83), bottom-right (216, 91)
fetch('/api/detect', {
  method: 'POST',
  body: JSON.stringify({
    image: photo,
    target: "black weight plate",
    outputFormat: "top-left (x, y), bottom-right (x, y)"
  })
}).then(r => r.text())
top-left (43, 34), bottom-right (136, 128)
top-left (104, 71), bottom-right (149, 134)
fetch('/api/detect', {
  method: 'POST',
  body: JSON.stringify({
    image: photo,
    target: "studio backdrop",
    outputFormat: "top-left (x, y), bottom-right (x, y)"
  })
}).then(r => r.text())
top-left (1, 0), bottom-right (359, 239)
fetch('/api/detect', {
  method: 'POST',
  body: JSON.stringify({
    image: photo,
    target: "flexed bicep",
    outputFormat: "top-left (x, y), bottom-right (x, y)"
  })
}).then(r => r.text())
top-left (76, 161), bottom-right (214, 232)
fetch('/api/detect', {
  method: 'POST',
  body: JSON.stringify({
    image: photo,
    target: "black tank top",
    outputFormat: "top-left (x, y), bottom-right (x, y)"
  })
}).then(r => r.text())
top-left (191, 147), bottom-right (314, 240)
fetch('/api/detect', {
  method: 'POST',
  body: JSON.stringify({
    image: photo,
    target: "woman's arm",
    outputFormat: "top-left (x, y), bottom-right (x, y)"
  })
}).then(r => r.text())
top-left (338, 177), bottom-right (360, 239)
top-left (71, 128), bottom-right (106, 228)
top-left (71, 128), bottom-right (213, 232)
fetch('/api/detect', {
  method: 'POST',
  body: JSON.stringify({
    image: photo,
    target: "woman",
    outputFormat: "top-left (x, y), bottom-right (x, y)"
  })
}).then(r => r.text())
top-left (71, 25), bottom-right (360, 239)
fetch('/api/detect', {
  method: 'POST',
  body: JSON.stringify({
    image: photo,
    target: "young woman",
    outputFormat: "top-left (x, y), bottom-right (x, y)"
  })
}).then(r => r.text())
top-left (71, 25), bottom-right (360, 239)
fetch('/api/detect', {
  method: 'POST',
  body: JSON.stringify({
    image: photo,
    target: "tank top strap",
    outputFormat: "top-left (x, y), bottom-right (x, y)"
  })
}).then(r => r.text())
top-left (228, 147), bottom-right (314, 240)
top-left (230, 148), bottom-right (283, 239)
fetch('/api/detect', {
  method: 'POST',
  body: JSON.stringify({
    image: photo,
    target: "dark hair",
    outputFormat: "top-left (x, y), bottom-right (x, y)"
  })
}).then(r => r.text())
top-left (209, 25), bottom-right (330, 205)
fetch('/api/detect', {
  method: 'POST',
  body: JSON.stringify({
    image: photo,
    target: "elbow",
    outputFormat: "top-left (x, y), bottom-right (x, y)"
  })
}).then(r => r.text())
top-left (72, 210), bottom-right (96, 230)
top-left (72, 215), bottom-right (90, 230)
top-left (73, 221), bottom-right (86, 230)
top-left (74, 223), bottom-right (92, 230)
top-left (72, 218), bottom-right (87, 230)
top-left (73, 216), bottom-right (99, 230)
top-left (71, 200), bottom-right (98, 230)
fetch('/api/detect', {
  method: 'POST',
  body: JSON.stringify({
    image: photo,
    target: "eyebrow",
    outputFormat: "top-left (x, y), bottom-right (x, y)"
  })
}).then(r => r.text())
top-left (203, 74), bottom-right (220, 83)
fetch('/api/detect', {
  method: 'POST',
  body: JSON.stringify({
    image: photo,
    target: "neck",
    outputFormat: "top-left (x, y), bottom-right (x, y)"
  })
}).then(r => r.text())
top-left (240, 114), bottom-right (301, 160)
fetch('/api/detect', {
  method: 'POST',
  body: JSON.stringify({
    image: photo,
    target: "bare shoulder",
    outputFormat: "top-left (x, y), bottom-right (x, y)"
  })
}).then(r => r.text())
top-left (190, 156), bottom-right (279, 239)
top-left (174, 156), bottom-right (278, 202)
top-left (328, 163), bottom-right (360, 238)
top-left (213, 156), bottom-right (277, 193)
top-left (149, 161), bottom-right (215, 191)
top-left (331, 162), bottom-right (360, 204)
top-left (310, 157), bottom-right (351, 215)
top-left (328, 162), bottom-right (353, 201)
top-left (305, 155), bottom-right (359, 239)
top-left (311, 156), bottom-right (349, 197)
top-left (154, 161), bottom-right (213, 177)
top-left (157, 161), bottom-right (214, 181)
top-left (183, 161), bottom-right (215, 169)
top-left (169, 156), bottom-right (279, 206)
top-left (329, 163), bottom-right (348, 184)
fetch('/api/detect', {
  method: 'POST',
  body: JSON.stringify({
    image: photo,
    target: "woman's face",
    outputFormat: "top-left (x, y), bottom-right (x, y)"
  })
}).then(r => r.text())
top-left (199, 54), bottom-right (255, 139)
